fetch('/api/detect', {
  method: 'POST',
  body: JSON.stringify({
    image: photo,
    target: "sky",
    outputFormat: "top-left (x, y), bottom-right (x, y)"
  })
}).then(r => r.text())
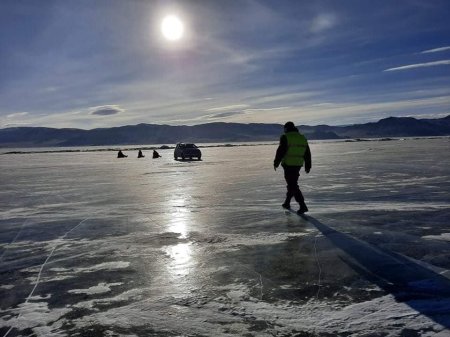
top-left (1, 0), bottom-right (449, 129)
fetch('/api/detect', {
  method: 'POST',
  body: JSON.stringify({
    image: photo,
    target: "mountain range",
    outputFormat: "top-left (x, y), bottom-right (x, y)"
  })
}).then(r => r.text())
top-left (1, 115), bottom-right (449, 147)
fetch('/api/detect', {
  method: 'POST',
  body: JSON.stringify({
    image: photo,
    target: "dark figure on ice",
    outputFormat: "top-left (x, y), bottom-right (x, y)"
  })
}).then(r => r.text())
top-left (117, 150), bottom-right (127, 158)
top-left (138, 150), bottom-right (145, 158)
top-left (274, 121), bottom-right (312, 215)
top-left (152, 150), bottom-right (161, 158)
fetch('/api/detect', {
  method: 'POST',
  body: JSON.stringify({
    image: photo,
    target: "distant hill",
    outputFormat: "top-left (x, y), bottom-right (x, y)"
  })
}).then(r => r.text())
top-left (0, 115), bottom-right (449, 147)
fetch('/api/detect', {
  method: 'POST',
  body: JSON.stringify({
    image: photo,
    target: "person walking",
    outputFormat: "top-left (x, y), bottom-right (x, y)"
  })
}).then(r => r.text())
top-left (274, 121), bottom-right (312, 214)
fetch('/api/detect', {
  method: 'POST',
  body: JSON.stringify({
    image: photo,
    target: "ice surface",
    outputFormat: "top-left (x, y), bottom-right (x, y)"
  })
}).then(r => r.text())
top-left (1, 138), bottom-right (450, 336)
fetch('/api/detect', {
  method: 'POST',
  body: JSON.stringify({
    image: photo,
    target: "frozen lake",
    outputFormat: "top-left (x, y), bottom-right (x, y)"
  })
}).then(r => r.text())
top-left (1, 138), bottom-right (450, 336)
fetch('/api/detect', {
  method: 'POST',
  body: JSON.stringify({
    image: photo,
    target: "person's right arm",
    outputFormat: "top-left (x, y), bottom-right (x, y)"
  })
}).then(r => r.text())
top-left (274, 135), bottom-right (288, 169)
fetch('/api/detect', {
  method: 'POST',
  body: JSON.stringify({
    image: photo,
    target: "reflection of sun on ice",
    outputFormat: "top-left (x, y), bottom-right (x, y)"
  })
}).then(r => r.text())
top-left (161, 15), bottom-right (184, 41)
top-left (167, 196), bottom-right (190, 238)
top-left (169, 217), bottom-right (188, 239)
top-left (166, 243), bottom-right (192, 277)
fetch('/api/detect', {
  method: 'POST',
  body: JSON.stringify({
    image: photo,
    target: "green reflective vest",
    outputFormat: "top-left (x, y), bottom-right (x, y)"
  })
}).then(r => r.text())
top-left (282, 131), bottom-right (308, 166)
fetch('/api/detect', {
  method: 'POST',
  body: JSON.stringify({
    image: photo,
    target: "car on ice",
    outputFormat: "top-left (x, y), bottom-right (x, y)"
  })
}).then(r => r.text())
top-left (174, 143), bottom-right (202, 160)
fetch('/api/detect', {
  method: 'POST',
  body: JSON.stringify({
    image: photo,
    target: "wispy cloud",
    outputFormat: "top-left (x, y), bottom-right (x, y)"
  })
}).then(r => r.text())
top-left (6, 112), bottom-right (29, 118)
top-left (203, 104), bottom-right (250, 120)
top-left (1, 112), bottom-right (30, 127)
top-left (310, 13), bottom-right (337, 33)
top-left (89, 105), bottom-right (124, 116)
top-left (199, 106), bottom-right (291, 123)
top-left (206, 104), bottom-right (249, 112)
top-left (384, 60), bottom-right (450, 72)
top-left (205, 111), bottom-right (247, 120)
top-left (205, 94), bottom-right (450, 126)
top-left (421, 46), bottom-right (450, 54)
top-left (245, 92), bottom-right (319, 106)
top-left (295, 95), bottom-right (450, 125)
top-left (244, 106), bottom-right (290, 114)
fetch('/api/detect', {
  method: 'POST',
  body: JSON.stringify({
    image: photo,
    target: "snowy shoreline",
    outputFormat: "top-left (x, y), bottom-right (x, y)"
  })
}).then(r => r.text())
top-left (2, 136), bottom-right (449, 155)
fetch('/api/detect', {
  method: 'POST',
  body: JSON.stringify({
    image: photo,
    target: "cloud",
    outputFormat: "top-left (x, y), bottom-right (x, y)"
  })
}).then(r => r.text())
top-left (295, 95), bottom-right (450, 124)
top-left (203, 106), bottom-right (249, 120)
top-left (89, 105), bottom-right (124, 116)
top-left (310, 14), bottom-right (337, 33)
top-left (1, 122), bottom-right (31, 128)
top-left (6, 112), bottom-right (29, 118)
top-left (202, 94), bottom-right (450, 126)
top-left (206, 111), bottom-right (246, 119)
top-left (201, 106), bottom-right (291, 122)
top-left (384, 60), bottom-right (450, 72)
top-left (0, 112), bottom-right (30, 128)
top-left (244, 106), bottom-right (290, 114)
top-left (206, 104), bottom-right (249, 112)
top-left (421, 46), bottom-right (450, 54)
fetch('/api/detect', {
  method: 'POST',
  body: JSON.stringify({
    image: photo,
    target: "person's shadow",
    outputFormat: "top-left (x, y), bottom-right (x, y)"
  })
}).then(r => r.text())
top-left (174, 158), bottom-right (202, 162)
top-left (301, 214), bottom-right (450, 329)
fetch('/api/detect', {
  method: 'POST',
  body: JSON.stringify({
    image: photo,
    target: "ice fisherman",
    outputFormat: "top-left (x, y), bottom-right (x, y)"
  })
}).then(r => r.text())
top-left (152, 150), bottom-right (161, 158)
top-left (138, 150), bottom-right (145, 158)
top-left (117, 150), bottom-right (127, 158)
top-left (274, 121), bottom-right (312, 214)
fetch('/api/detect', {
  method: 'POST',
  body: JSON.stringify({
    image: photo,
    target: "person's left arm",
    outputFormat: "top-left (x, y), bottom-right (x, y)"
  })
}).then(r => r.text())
top-left (304, 144), bottom-right (311, 173)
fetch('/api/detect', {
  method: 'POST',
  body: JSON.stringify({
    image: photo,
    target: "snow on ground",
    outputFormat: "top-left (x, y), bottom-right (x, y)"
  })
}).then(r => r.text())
top-left (0, 138), bottom-right (449, 336)
top-left (424, 233), bottom-right (450, 242)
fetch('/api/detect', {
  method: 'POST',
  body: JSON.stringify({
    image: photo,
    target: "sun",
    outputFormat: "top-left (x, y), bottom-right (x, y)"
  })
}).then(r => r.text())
top-left (161, 15), bottom-right (184, 41)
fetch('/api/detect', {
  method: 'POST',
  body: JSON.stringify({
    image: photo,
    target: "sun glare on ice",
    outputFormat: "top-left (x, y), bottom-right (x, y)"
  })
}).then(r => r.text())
top-left (161, 15), bottom-right (184, 41)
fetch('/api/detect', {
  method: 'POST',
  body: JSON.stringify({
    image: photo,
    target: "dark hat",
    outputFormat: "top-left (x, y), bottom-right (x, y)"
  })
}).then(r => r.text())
top-left (284, 121), bottom-right (296, 130)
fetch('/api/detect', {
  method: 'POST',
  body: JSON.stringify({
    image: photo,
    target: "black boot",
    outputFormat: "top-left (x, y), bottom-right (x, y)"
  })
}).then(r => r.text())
top-left (297, 202), bottom-right (309, 215)
top-left (282, 202), bottom-right (291, 209)
top-left (282, 191), bottom-right (293, 209)
top-left (294, 189), bottom-right (308, 214)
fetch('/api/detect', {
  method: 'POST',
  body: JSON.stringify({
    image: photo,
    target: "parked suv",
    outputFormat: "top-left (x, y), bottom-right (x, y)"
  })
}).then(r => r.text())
top-left (174, 143), bottom-right (202, 160)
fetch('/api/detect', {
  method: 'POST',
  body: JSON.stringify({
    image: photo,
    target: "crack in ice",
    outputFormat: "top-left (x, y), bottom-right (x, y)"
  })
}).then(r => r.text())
top-left (2, 217), bottom-right (90, 337)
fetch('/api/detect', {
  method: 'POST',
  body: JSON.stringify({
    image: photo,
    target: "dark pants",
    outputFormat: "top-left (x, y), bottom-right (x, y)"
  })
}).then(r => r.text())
top-left (283, 165), bottom-right (306, 206)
